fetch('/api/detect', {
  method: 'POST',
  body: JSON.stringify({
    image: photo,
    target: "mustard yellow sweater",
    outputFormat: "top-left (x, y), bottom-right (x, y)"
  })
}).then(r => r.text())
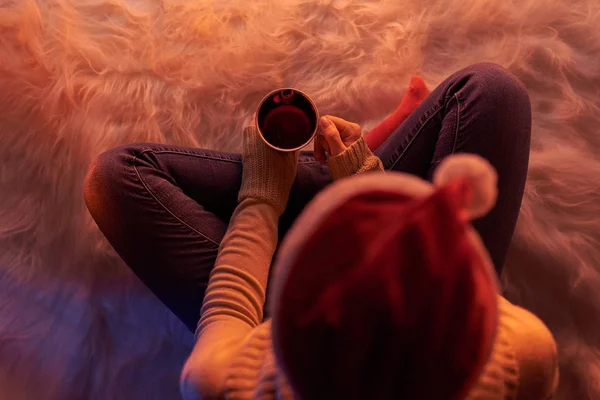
top-left (181, 136), bottom-right (559, 400)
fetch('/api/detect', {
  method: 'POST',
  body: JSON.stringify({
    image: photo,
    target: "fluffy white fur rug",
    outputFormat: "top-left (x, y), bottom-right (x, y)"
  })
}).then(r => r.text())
top-left (0, 0), bottom-right (599, 398)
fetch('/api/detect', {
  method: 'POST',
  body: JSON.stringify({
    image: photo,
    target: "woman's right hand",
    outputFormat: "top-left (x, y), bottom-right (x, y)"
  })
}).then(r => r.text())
top-left (314, 116), bottom-right (363, 165)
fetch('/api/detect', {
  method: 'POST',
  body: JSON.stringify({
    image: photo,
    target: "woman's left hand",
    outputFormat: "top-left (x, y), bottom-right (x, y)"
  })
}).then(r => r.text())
top-left (314, 116), bottom-right (363, 165)
top-left (238, 117), bottom-right (299, 216)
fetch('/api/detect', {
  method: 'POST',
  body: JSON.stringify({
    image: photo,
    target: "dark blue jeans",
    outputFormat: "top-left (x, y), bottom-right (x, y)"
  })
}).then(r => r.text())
top-left (84, 63), bottom-right (531, 332)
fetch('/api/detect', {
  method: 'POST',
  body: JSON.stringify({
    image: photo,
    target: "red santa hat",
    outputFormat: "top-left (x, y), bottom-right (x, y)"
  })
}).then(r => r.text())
top-left (269, 154), bottom-right (501, 400)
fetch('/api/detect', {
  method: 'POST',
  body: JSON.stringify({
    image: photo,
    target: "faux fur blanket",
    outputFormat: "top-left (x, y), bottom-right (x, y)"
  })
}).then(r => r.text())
top-left (1, 0), bottom-right (599, 398)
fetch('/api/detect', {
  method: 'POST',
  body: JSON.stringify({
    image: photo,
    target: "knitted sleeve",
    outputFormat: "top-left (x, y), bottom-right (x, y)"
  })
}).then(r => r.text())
top-left (327, 136), bottom-right (384, 180)
top-left (499, 297), bottom-right (559, 400)
top-left (180, 198), bottom-right (280, 399)
top-left (466, 299), bottom-right (519, 399)
top-left (181, 125), bottom-right (298, 399)
top-left (466, 296), bottom-right (559, 400)
top-left (224, 321), bottom-right (295, 399)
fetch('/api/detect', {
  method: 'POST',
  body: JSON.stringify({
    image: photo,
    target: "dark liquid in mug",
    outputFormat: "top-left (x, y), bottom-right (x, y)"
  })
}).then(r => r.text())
top-left (258, 90), bottom-right (317, 150)
top-left (262, 106), bottom-right (312, 149)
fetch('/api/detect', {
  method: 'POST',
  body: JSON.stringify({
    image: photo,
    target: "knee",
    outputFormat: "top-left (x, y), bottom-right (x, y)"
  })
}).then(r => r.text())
top-left (83, 145), bottom-right (141, 217)
top-left (462, 62), bottom-right (531, 113)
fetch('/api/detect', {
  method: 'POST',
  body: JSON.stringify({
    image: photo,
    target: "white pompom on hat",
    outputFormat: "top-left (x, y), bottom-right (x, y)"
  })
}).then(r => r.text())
top-left (433, 154), bottom-right (498, 220)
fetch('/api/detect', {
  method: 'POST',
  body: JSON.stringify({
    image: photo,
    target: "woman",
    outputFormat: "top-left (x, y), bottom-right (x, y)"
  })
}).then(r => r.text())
top-left (84, 63), bottom-right (557, 399)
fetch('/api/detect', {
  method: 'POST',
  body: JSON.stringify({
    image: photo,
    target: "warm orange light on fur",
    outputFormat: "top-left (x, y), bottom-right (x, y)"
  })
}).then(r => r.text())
top-left (0, 0), bottom-right (599, 399)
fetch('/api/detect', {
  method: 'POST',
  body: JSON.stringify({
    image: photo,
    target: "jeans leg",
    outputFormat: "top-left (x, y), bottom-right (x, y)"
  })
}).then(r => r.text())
top-left (375, 63), bottom-right (532, 274)
top-left (84, 62), bottom-right (531, 331)
top-left (84, 145), bottom-right (330, 332)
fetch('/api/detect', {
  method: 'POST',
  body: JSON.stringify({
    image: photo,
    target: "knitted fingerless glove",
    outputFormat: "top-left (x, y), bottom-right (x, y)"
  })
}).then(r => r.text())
top-left (238, 125), bottom-right (299, 216)
top-left (328, 137), bottom-right (384, 181)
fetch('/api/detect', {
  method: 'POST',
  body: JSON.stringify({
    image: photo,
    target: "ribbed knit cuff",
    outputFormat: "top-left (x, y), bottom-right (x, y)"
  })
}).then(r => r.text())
top-left (328, 137), bottom-right (384, 180)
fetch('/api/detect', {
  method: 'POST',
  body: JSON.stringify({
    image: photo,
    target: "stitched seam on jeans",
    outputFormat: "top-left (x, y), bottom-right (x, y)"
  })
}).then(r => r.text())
top-left (149, 148), bottom-right (316, 165)
top-left (154, 149), bottom-right (319, 165)
top-left (132, 154), bottom-right (220, 247)
top-left (149, 149), bottom-right (242, 164)
top-left (389, 105), bottom-right (444, 170)
top-left (452, 93), bottom-right (460, 153)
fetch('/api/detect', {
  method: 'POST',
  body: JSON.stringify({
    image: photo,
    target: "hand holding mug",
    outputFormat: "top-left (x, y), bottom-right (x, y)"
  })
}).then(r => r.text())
top-left (314, 116), bottom-right (363, 165)
top-left (238, 116), bottom-right (299, 216)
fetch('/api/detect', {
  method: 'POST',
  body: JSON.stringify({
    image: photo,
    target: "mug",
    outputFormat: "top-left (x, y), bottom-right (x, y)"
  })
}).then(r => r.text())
top-left (255, 88), bottom-right (319, 152)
